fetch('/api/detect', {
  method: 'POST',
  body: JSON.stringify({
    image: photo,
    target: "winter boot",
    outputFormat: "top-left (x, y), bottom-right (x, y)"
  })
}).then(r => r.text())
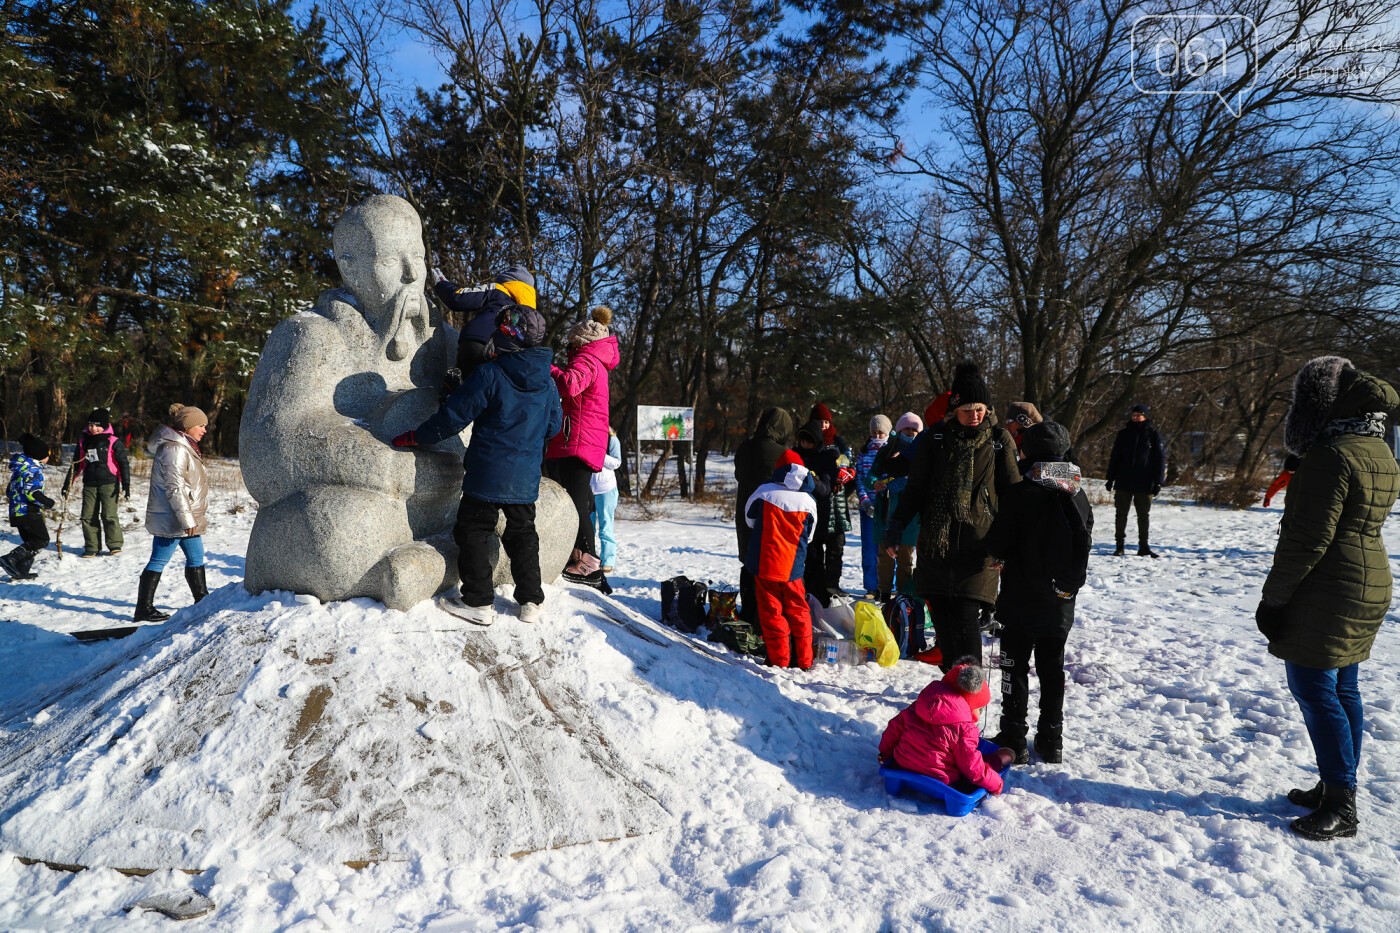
top-left (990, 728), bottom-right (1030, 765)
top-left (1138, 545), bottom-right (1159, 558)
top-left (0, 546), bottom-right (36, 580)
top-left (133, 570), bottom-right (172, 623)
top-left (1287, 781), bottom-right (1325, 809)
top-left (1113, 543), bottom-right (1125, 556)
top-left (1036, 725), bottom-right (1064, 764)
top-left (185, 565), bottom-right (209, 602)
top-left (1290, 784), bottom-right (1358, 841)
top-left (563, 548), bottom-right (588, 577)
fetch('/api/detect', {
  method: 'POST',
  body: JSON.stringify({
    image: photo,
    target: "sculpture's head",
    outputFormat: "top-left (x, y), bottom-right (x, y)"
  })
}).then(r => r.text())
top-left (333, 195), bottom-right (431, 362)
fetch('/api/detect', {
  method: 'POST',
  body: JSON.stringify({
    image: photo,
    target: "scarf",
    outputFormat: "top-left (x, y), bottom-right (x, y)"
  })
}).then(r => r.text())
top-left (1319, 412), bottom-right (1387, 444)
top-left (1026, 461), bottom-right (1081, 495)
top-left (923, 422), bottom-right (991, 558)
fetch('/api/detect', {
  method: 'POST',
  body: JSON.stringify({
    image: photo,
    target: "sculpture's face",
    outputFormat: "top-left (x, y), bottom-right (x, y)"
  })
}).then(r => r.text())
top-left (334, 198), bottom-right (430, 362)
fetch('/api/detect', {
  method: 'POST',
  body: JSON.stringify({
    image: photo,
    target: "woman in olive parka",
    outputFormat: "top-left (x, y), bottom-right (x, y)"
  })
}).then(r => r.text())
top-left (1257, 356), bottom-right (1400, 841)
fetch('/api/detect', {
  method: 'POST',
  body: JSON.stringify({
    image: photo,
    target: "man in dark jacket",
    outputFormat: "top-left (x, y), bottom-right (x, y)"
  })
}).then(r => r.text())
top-left (1104, 404), bottom-right (1166, 557)
top-left (983, 421), bottom-right (1093, 764)
top-left (62, 408), bottom-right (132, 557)
top-left (734, 407), bottom-right (795, 623)
top-left (796, 420), bottom-right (841, 607)
top-left (395, 305), bottom-right (562, 627)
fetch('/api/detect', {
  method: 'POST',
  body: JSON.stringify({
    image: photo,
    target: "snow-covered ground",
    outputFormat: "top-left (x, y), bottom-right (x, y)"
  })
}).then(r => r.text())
top-left (1, 464), bottom-right (1399, 931)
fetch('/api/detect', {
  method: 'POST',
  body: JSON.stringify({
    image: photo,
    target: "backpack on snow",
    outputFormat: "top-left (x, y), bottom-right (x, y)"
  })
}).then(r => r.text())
top-left (883, 594), bottom-right (932, 659)
top-left (1039, 492), bottom-right (1092, 599)
top-left (660, 576), bottom-right (708, 633)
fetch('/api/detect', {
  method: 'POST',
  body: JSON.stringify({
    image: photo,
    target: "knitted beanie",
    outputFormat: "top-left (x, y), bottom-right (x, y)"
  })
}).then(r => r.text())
top-left (493, 265), bottom-right (537, 309)
top-left (1005, 402), bottom-right (1042, 428)
top-left (870, 414), bottom-right (893, 435)
top-left (169, 403), bottom-right (208, 432)
top-left (948, 360), bottom-right (992, 409)
top-left (20, 433), bottom-right (48, 461)
top-left (810, 402), bottom-right (834, 423)
top-left (1019, 421), bottom-right (1073, 463)
top-left (493, 304), bottom-right (547, 351)
top-left (894, 412), bottom-right (924, 434)
top-left (778, 449), bottom-right (804, 469)
top-left (567, 306), bottom-right (612, 346)
top-left (1130, 403), bottom-right (1150, 417)
top-left (943, 662), bottom-right (992, 711)
top-left (87, 408), bottom-right (111, 427)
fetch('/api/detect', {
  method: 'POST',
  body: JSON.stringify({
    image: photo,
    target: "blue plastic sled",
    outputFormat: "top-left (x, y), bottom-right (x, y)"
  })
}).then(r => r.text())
top-left (880, 739), bottom-right (1012, 816)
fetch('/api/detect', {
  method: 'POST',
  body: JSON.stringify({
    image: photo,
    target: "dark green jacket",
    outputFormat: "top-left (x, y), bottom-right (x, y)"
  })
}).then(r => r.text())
top-left (1263, 372), bottom-right (1400, 668)
top-left (890, 420), bottom-right (1021, 603)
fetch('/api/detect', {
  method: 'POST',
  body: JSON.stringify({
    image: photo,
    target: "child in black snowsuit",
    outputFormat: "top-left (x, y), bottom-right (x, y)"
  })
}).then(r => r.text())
top-left (394, 305), bottom-right (562, 628)
top-left (2, 434), bottom-right (56, 580)
top-left (982, 421), bottom-right (1093, 764)
top-left (430, 265), bottom-right (537, 380)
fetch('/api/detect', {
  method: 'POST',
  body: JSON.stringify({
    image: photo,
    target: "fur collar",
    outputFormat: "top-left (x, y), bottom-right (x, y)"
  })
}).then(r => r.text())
top-left (1284, 356), bottom-right (1353, 456)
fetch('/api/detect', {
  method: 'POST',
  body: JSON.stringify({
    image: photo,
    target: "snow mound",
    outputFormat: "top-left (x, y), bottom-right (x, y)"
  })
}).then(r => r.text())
top-left (0, 585), bottom-right (673, 870)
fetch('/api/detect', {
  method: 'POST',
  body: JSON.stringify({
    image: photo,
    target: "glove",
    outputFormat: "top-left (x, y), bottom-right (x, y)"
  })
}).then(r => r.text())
top-left (836, 466), bottom-right (856, 485)
top-left (1151, 483), bottom-right (1162, 496)
top-left (60, 483), bottom-right (70, 497)
top-left (392, 430), bottom-right (418, 448)
top-left (1104, 480), bottom-right (1114, 493)
top-left (1255, 600), bottom-right (1287, 639)
top-left (860, 499), bottom-right (875, 518)
top-left (429, 266), bottom-right (446, 285)
top-left (123, 488), bottom-right (131, 501)
top-left (439, 367), bottom-right (463, 404)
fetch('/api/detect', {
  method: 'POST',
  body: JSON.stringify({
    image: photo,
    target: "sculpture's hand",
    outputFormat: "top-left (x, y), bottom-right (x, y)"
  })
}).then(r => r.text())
top-left (392, 430), bottom-right (418, 448)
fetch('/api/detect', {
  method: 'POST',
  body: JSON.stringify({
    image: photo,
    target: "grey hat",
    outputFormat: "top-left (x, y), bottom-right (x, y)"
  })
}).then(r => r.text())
top-left (870, 414), bottom-right (893, 435)
top-left (1020, 420), bottom-right (1073, 463)
top-left (494, 265), bottom-right (535, 289)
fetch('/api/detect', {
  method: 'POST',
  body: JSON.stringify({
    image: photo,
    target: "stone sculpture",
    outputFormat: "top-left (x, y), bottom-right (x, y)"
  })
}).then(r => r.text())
top-left (240, 195), bottom-right (576, 610)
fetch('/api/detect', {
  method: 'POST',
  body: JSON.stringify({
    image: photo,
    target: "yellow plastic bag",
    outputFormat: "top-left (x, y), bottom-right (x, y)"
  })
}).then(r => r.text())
top-left (854, 600), bottom-right (900, 667)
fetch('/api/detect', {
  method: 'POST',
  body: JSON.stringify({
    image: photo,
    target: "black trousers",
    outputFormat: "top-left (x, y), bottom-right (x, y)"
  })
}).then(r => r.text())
top-left (454, 495), bottom-right (544, 607)
top-left (1114, 490), bottom-right (1152, 547)
top-left (823, 531), bottom-right (846, 596)
top-left (4, 512), bottom-right (48, 575)
top-left (925, 594), bottom-right (987, 672)
top-left (546, 456), bottom-right (597, 556)
top-left (997, 624), bottom-right (1070, 743)
top-left (804, 538), bottom-right (831, 607)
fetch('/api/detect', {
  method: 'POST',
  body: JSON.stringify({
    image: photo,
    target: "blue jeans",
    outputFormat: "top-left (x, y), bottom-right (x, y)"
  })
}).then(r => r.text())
top-left (1285, 661), bottom-right (1363, 788)
top-left (146, 535), bottom-right (205, 573)
top-left (859, 510), bottom-right (879, 594)
top-left (592, 488), bottom-right (618, 567)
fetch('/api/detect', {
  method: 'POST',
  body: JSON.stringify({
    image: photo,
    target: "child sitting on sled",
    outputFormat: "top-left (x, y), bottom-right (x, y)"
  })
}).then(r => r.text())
top-left (878, 660), bottom-right (1016, 794)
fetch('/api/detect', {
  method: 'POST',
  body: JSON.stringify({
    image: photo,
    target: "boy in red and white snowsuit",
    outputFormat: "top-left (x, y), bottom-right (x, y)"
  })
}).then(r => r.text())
top-left (743, 449), bottom-right (819, 668)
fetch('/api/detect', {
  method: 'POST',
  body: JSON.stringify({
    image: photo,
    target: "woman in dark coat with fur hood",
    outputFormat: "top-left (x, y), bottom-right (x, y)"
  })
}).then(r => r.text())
top-left (886, 361), bottom-right (1021, 670)
top-left (1257, 356), bottom-right (1399, 841)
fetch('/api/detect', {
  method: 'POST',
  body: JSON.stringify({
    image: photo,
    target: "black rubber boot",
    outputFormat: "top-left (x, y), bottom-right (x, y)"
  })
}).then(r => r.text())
top-left (1287, 781), bottom-right (1324, 809)
top-left (133, 570), bottom-right (172, 623)
top-left (185, 565), bottom-right (209, 602)
top-left (1290, 784), bottom-right (1358, 841)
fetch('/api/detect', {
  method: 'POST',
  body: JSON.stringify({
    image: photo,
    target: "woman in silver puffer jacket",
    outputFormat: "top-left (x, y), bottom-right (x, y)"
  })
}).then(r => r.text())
top-left (133, 404), bottom-right (211, 622)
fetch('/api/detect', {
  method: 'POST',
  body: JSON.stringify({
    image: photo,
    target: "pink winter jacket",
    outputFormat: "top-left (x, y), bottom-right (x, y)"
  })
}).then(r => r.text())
top-left (878, 681), bottom-right (1004, 794)
top-left (547, 335), bottom-right (619, 471)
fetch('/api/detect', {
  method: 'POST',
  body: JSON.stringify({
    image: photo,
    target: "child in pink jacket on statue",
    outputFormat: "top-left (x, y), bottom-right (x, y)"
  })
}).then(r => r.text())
top-left (878, 660), bottom-right (1016, 794)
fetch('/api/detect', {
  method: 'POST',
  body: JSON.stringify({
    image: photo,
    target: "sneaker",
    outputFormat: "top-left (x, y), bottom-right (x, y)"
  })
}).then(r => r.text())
top-left (437, 596), bottom-right (495, 627)
top-left (81, 552), bottom-right (99, 559)
top-left (519, 602), bottom-right (542, 624)
top-left (601, 565), bottom-right (614, 573)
